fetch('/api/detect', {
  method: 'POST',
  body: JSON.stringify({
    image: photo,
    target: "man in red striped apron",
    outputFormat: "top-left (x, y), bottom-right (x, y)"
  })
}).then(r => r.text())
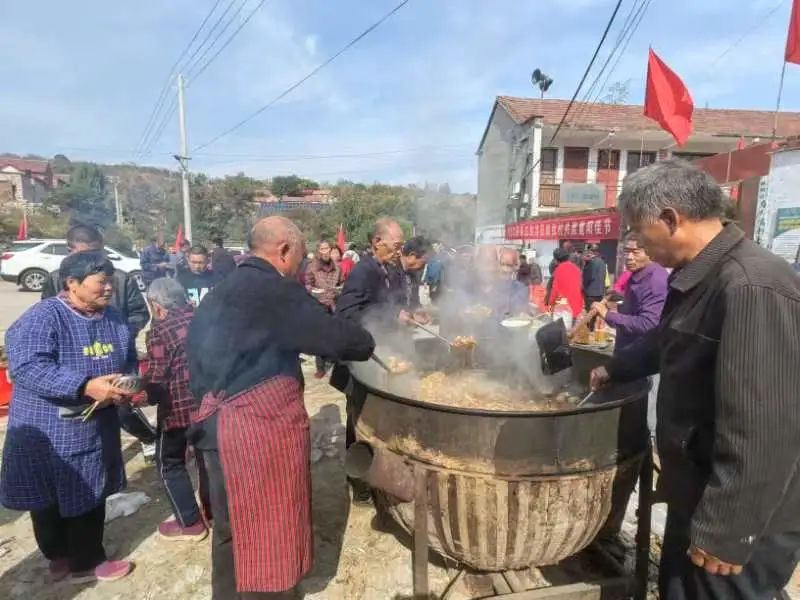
top-left (187, 216), bottom-right (375, 599)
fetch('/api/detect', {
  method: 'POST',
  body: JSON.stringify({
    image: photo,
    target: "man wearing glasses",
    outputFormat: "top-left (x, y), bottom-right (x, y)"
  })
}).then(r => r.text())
top-left (334, 218), bottom-right (409, 504)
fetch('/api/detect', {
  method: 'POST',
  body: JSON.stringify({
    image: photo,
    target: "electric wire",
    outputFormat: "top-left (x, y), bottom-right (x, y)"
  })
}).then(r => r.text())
top-left (549, 0), bottom-right (625, 145)
top-left (133, 0), bottom-right (224, 157)
top-left (193, 0), bottom-right (411, 152)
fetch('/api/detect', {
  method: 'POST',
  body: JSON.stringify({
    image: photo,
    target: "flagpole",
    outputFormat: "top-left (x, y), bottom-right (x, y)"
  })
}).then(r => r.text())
top-left (773, 60), bottom-right (788, 140)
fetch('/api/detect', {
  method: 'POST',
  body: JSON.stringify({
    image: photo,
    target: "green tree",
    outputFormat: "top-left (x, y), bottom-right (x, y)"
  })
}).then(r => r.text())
top-left (190, 173), bottom-right (259, 244)
top-left (46, 163), bottom-right (113, 227)
top-left (270, 175), bottom-right (319, 197)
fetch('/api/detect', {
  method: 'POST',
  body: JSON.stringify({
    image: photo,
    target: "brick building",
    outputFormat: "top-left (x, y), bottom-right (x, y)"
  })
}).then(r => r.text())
top-left (476, 96), bottom-right (800, 245)
top-left (0, 158), bottom-right (55, 205)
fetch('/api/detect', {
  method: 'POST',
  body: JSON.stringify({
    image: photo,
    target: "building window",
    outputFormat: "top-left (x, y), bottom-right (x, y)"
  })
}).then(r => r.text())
top-left (540, 148), bottom-right (557, 184)
top-left (563, 147), bottom-right (589, 183)
top-left (626, 151), bottom-right (656, 174)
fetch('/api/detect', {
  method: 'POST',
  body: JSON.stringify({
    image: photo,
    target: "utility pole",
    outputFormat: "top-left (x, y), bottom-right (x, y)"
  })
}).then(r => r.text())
top-left (112, 177), bottom-right (122, 226)
top-left (175, 73), bottom-right (193, 243)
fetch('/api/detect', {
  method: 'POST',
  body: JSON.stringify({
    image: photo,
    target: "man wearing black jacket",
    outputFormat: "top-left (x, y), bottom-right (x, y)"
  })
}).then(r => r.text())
top-left (334, 218), bottom-right (408, 504)
top-left (188, 216), bottom-right (374, 598)
top-left (591, 160), bottom-right (800, 600)
top-left (581, 243), bottom-right (607, 310)
top-left (41, 224), bottom-right (156, 449)
top-left (42, 225), bottom-right (150, 336)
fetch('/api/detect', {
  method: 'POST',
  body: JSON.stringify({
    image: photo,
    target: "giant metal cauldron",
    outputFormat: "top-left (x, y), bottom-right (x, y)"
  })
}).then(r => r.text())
top-left (346, 353), bottom-right (649, 572)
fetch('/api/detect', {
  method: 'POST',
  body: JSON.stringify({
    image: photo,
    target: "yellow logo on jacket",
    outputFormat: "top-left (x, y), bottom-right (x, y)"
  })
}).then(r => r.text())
top-left (83, 341), bottom-right (114, 359)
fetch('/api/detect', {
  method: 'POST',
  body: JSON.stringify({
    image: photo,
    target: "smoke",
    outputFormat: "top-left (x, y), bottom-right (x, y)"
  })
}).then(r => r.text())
top-left (348, 249), bottom-right (575, 406)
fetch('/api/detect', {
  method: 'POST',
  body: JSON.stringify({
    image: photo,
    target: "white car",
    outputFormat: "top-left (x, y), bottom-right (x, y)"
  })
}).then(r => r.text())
top-left (0, 239), bottom-right (142, 292)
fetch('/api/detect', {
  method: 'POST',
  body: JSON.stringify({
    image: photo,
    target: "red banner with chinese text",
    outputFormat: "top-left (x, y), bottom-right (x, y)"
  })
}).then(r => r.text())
top-left (505, 211), bottom-right (620, 241)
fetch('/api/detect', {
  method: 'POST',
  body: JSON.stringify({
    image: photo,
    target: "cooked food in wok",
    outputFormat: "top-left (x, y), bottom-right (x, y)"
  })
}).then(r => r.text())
top-left (418, 371), bottom-right (579, 411)
top-left (386, 356), bottom-right (413, 374)
top-left (451, 335), bottom-right (478, 349)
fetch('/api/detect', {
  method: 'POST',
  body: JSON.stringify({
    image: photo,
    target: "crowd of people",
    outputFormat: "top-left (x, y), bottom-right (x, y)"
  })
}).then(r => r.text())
top-left (0, 159), bottom-right (799, 600)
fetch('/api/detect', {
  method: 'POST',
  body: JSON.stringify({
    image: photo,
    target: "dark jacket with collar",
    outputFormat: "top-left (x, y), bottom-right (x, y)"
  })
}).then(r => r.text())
top-left (188, 257), bottom-right (374, 402)
top-left (335, 254), bottom-right (406, 324)
top-left (607, 224), bottom-right (800, 564)
top-left (42, 267), bottom-right (149, 337)
top-left (582, 255), bottom-right (607, 297)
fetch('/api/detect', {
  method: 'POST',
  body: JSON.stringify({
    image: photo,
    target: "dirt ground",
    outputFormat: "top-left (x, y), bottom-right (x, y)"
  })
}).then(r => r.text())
top-left (0, 361), bottom-right (798, 599)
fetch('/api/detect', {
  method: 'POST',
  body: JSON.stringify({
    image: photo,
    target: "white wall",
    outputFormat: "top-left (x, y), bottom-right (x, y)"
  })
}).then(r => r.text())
top-left (765, 148), bottom-right (800, 263)
top-left (477, 108), bottom-right (517, 228)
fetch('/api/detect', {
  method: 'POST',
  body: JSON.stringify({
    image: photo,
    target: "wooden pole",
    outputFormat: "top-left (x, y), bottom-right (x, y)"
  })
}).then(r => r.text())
top-left (772, 61), bottom-right (788, 140)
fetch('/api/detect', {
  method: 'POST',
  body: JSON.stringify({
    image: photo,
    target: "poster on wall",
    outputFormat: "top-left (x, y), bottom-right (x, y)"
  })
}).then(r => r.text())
top-left (770, 207), bottom-right (800, 263)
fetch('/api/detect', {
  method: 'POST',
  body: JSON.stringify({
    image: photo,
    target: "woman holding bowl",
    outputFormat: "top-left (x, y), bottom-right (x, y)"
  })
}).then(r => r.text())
top-left (0, 251), bottom-right (137, 583)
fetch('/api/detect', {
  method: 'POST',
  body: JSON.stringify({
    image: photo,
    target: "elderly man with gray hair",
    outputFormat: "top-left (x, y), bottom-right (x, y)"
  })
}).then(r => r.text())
top-left (591, 159), bottom-right (800, 600)
top-left (143, 278), bottom-right (211, 542)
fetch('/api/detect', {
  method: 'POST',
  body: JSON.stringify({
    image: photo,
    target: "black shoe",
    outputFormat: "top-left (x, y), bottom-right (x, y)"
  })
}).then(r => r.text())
top-left (349, 479), bottom-right (373, 506)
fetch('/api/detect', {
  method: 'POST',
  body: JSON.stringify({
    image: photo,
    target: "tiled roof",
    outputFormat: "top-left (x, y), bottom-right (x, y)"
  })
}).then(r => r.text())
top-left (496, 96), bottom-right (800, 138)
top-left (0, 158), bottom-right (51, 174)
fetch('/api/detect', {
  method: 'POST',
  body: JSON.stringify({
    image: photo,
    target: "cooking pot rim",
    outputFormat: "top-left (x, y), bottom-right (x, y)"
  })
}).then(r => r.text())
top-left (350, 373), bottom-right (649, 418)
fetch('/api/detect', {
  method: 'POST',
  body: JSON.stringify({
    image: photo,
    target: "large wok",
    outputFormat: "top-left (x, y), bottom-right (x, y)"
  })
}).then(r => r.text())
top-left (345, 342), bottom-right (649, 571)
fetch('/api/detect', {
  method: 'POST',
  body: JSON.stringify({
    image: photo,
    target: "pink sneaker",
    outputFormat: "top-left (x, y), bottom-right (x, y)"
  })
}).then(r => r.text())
top-left (70, 560), bottom-right (132, 583)
top-left (48, 558), bottom-right (70, 582)
top-left (158, 519), bottom-right (208, 541)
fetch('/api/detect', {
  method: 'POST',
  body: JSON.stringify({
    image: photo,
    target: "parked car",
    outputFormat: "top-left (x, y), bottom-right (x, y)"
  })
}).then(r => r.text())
top-left (0, 239), bottom-right (142, 292)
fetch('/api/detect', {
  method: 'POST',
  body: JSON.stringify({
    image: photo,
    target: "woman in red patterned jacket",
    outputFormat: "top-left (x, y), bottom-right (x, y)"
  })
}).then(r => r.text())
top-left (144, 278), bottom-right (210, 541)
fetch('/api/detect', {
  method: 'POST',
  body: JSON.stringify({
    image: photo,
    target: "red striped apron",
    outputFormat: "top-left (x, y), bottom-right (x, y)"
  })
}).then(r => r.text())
top-left (194, 376), bottom-right (312, 592)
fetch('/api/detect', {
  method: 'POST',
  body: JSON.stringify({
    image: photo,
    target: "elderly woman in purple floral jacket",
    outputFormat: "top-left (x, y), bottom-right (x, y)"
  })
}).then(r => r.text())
top-left (0, 252), bottom-right (137, 584)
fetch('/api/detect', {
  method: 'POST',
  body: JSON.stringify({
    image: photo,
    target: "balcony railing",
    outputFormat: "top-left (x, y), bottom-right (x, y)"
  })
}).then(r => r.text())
top-left (539, 183), bottom-right (560, 207)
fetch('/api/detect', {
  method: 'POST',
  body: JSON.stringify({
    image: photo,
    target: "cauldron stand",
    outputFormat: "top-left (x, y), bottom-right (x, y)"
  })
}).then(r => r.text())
top-left (410, 447), bottom-right (654, 600)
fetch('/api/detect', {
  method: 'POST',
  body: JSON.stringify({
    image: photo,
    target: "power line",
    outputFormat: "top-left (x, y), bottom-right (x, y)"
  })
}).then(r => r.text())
top-left (549, 0), bottom-right (625, 145)
top-left (588, 0), bottom-right (653, 105)
top-left (134, 0), bottom-right (224, 157)
top-left (568, 0), bottom-right (643, 126)
top-left (179, 0), bottom-right (240, 77)
top-left (706, 0), bottom-right (787, 74)
top-left (193, 0), bottom-right (411, 152)
top-left (140, 95), bottom-right (179, 158)
top-left (141, 0), bottom-right (271, 156)
top-left (138, 0), bottom-right (242, 157)
top-left (187, 0), bottom-right (270, 83)
top-left (183, 0), bottom-right (250, 80)
top-left (581, 0), bottom-right (641, 102)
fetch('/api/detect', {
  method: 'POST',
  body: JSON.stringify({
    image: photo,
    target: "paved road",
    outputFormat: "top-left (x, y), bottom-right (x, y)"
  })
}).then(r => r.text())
top-left (0, 281), bottom-right (38, 345)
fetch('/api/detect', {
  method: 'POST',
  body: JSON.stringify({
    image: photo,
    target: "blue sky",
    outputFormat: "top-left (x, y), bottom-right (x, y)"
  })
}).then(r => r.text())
top-left (1, 0), bottom-right (798, 192)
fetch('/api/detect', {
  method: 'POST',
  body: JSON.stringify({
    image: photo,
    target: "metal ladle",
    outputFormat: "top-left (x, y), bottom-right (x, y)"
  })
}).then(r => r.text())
top-left (410, 320), bottom-right (455, 348)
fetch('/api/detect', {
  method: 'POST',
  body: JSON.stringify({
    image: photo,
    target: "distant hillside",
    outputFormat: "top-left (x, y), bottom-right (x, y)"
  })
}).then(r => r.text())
top-left (1, 153), bottom-right (476, 249)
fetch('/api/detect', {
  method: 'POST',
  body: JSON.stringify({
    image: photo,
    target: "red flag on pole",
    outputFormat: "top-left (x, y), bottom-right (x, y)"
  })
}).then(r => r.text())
top-left (174, 224), bottom-right (184, 251)
top-left (336, 224), bottom-right (346, 253)
top-left (786, 0), bottom-right (800, 64)
top-left (16, 212), bottom-right (27, 240)
top-left (643, 48), bottom-right (694, 146)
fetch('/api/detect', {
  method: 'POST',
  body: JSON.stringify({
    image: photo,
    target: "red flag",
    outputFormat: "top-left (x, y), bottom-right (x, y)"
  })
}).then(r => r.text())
top-left (786, 0), bottom-right (800, 64)
top-left (174, 224), bottom-right (184, 250)
top-left (336, 224), bottom-right (346, 253)
top-left (644, 48), bottom-right (694, 146)
top-left (16, 212), bottom-right (27, 240)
